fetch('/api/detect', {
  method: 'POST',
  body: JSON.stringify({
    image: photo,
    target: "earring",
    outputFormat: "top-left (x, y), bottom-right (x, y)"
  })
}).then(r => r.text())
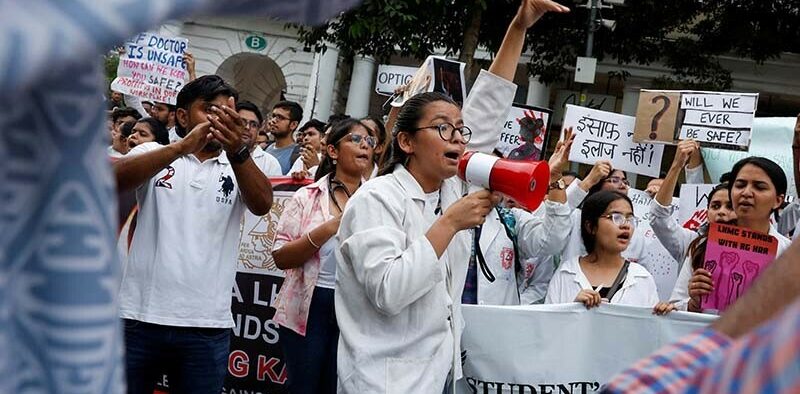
top-left (333, 159), bottom-right (337, 165)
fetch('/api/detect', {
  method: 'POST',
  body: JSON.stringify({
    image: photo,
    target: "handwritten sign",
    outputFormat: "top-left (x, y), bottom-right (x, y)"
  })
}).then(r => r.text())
top-left (702, 117), bottom-right (797, 198)
top-left (633, 90), bottom-right (681, 144)
top-left (678, 184), bottom-right (716, 231)
top-left (564, 105), bottom-right (665, 177)
top-left (679, 93), bottom-right (757, 149)
top-left (375, 64), bottom-right (417, 96)
top-left (111, 32), bottom-right (189, 105)
top-left (495, 103), bottom-right (553, 161)
top-left (628, 189), bottom-right (681, 300)
top-left (701, 223), bottom-right (778, 313)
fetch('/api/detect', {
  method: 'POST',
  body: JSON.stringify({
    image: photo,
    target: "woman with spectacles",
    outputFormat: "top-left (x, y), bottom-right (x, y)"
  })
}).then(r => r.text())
top-left (270, 118), bottom-right (375, 394)
top-left (335, 1), bottom-right (569, 392)
top-left (546, 190), bottom-right (659, 308)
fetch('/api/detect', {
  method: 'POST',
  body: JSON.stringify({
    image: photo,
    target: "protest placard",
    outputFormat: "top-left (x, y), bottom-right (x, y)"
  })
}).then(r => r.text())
top-left (391, 56), bottom-right (465, 107)
top-left (494, 103), bottom-right (553, 161)
top-left (678, 184), bottom-right (716, 231)
top-left (375, 64), bottom-right (417, 96)
top-left (633, 90), bottom-right (682, 144)
top-left (565, 105), bottom-right (665, 177)
top-left (111, 32), bottom-right (189, 105)
top-left (679, 92), bottom-right (757, 149)
top-left (702, 117), bottom-right (797, 198)
top-left (628, 189), bottom-right (681, 300)
top-left (700, 223), bottom-right (779, 313)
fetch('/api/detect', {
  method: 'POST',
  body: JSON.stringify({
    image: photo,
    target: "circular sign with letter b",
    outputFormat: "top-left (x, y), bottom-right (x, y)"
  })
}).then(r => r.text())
top-left (245, 35), bottom-right (267, 51)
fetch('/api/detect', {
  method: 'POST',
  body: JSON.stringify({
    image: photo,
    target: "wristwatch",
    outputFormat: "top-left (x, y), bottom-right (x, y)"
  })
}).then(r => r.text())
top-left (227, 145), bottom-right (250, 165)
top-left (548, 178), bottom-right (566, 191)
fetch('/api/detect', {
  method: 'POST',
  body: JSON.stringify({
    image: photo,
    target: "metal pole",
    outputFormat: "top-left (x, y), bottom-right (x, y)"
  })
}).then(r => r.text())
top-left (579, 0), bottom-right (598, 107)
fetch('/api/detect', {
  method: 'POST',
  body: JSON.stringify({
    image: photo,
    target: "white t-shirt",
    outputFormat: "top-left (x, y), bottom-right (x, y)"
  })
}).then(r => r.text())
top-left (316, 237), bottom-right (337, 289)
top-left (118, 142), bottom-right (273, 328)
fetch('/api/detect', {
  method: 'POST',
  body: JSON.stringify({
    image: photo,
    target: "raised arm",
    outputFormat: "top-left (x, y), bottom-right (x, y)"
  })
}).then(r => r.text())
top-left (114, 121), bottom-right (211, 191)
top-left (650, 140), bottom-right (700, 262)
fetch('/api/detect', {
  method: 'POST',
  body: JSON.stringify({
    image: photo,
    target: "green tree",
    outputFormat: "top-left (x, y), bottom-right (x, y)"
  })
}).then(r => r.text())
top-left (296, 0), bottom-right (799, 90)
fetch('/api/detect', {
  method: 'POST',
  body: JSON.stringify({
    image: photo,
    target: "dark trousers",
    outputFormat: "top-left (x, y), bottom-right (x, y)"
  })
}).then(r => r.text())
top-left (123, 319), bottom-right (230, 394)
top-left (279, 286), bottom-right (339, 394)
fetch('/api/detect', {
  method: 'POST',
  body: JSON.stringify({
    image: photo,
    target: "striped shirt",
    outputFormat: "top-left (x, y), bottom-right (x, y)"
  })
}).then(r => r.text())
top-left (604, 299), bottom-right (800, 393)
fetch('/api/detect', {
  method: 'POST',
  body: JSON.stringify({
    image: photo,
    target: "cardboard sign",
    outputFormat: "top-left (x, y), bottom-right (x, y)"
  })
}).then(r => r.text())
top-left (628, 189), bottom-right (681, 300)
top-left (495, 103), bottom-right (553, 161)
top-left (391, 56), bottom-right (466, 107)
top-left (564, 105), bottom-right (665, 177)
top-left (633, 90), bottom-right (758, 150)
top-left (702, 117), bottom-right (797, 198)
top-left (633, 91), bottom-right (682, 144)
top-left (375, 64), bottom-right (417, 96)
top-left (111, 32), bottom-right (189, 104)
top-left (678, 184), bottom-right (716, 231)
top-left (701, 223), bottom-right (779, 313)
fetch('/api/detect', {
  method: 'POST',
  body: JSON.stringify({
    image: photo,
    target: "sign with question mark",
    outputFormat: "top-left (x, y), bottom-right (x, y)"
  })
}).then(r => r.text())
top-left (633, 90), bottom-right (682, 144)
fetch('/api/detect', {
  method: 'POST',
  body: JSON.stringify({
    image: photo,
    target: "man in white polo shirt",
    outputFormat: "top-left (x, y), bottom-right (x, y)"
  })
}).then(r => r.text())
top-left (114, 75), bottom-right (274, 393)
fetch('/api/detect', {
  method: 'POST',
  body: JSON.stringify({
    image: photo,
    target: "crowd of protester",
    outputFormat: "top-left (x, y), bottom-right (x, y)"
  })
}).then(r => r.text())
top-left (101, 0), bottom-right (800, 393)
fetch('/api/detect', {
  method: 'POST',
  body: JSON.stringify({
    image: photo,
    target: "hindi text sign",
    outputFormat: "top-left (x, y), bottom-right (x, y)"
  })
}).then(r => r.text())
top-left (565, 105), bottom-right (665, 177)
top-left (111, 32), bottom-right (189, 105)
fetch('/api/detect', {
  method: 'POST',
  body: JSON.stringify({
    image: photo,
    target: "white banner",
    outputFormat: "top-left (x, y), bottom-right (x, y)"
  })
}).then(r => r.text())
top-left (236, 190), bottom-right (296, 276)
top-left (565, 105), bottom-right (665, 177)
top-left (457, 303), bottom-right (715, 393)
top-left (111, 32), bottom-right (189, 104)
top-left (628, 189), bottom-right (680, 300)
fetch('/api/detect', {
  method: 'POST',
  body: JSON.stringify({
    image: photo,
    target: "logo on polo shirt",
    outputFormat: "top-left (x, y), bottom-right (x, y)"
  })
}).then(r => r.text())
top-left (155, 166), bottom-right (175, 189)
top-left (217, 174), bottom-right (235, 205)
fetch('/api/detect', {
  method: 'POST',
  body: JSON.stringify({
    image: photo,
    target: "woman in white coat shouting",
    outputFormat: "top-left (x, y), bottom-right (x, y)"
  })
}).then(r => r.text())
top-left (334, 1), bottom-right (569, 392)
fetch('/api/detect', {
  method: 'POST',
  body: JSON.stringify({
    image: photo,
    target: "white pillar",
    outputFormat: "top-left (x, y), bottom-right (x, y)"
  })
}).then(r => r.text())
top-left (621, 84), bottom-right (643, 186)
top-left (304, 46), bottom-right (339, 123)
top-left (345, 55), bottom-right (376, 118)
top-left (526, 76), bottom-right (551, 108)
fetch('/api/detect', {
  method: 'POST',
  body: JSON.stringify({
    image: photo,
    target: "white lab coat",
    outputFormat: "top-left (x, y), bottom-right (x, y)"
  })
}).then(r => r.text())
top-left (334, 69), bottom-right (516, 394)
top-left (545, 256), bottom-right (659, 307)
top-left (474, 201), bottom-right (571, 305)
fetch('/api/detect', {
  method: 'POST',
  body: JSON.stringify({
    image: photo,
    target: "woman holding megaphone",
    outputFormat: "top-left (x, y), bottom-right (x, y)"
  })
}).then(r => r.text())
top-left (335, 0), bottom-right (569, 392)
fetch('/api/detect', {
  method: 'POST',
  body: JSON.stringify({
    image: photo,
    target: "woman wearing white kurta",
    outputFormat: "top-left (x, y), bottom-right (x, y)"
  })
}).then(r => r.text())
top-left (546, 191), bottom-right (659, 308)
top-left (335, 2), bottom-right (570, 392)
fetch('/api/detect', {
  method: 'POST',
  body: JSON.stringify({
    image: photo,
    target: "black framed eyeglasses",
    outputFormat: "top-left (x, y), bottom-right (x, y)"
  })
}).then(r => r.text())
top-left (605, 176), bottom-right (630, 186)
top-left (414, 123), bottom-right (472, 143)
top-left (337, 133), bottom-right (377, 149)
top-left (600, 212), bottom-right (639, 228)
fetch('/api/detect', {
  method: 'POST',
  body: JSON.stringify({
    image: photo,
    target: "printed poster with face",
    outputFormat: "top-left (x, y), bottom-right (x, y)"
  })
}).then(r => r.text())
top-left (700, 223), bottom-right (779, 313)
top-left (495, 103), bottom-right (553, 161)
top-left (391, 56), bottom-right (466, 107)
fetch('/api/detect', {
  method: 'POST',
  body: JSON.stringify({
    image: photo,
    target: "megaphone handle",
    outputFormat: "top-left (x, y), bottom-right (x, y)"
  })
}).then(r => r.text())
top-left (473, 224), bottom-right (496, 283)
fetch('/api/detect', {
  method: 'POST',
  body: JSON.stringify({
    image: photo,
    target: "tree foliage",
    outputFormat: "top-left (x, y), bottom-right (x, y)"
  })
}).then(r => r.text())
top-left (296, 0), bottom-right (800, 90)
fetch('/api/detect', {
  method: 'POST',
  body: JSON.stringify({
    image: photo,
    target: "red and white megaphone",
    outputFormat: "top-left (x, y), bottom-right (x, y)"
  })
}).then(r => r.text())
top-left (457, 151), bottom-right (550, 212)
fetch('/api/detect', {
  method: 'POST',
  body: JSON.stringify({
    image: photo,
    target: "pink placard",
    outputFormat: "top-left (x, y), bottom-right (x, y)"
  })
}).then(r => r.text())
top-left (701, 223), bottom-right (779, 313)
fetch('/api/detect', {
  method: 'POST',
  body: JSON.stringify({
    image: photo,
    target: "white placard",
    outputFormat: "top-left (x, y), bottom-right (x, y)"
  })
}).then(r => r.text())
top-left (553, 90), bottom-right (617, 125)
top-left (678, 184), bottom-right (716, 231)
top-left (457, 303), bottom-right (715, 393)
top-left (565, 105), bottom-right (665, 177)
top-left (111, 32), bottom-right (189, 105)
top-left (374, 64), bottom-right (417, 96)
top-left (677, 92), bottom-right (758, 148)
top-left (236, 190), bottom-right (297, 276)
